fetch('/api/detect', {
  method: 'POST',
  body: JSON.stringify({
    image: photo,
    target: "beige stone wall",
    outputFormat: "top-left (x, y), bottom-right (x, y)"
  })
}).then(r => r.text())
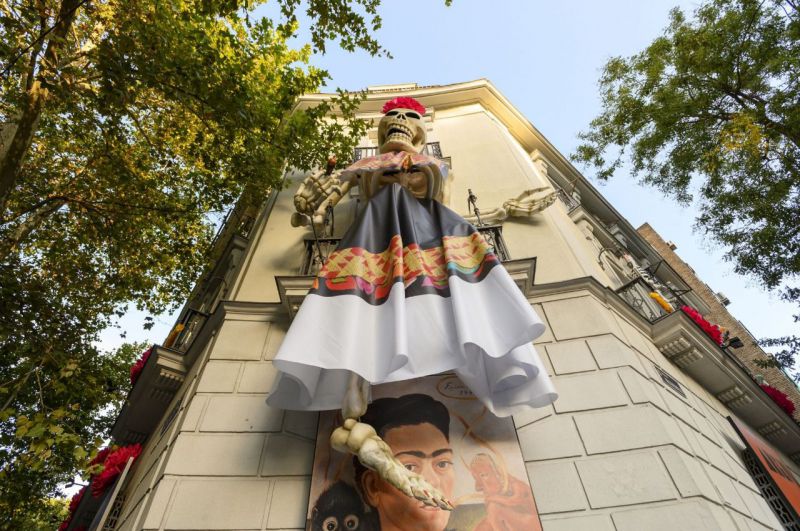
top-left (112, 309), bottom-right (319, 531)
top-left (109, 96), bottom-right (791, 530)
top-left (113, 287), bottom-right (785, 530)
top-left (527, 288), bottom-right (783, 530)
top-left (638, 222), bottom-right (800, 421)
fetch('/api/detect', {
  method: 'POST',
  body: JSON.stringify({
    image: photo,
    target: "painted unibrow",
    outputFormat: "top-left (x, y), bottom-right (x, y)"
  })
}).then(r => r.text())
top-left (394, 448), bottom-right (453, 459)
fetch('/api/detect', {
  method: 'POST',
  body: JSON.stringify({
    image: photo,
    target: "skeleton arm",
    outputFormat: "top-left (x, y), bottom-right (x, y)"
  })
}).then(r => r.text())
top-left (463, 187), bottom-right (557, 225)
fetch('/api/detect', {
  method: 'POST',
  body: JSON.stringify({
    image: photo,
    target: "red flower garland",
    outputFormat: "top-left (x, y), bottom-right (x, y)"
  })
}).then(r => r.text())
top-left (58, 486), bottom-right (89, 530)
top-left (382, 96), bottom-right (426, 116)
top-left (680, 306), bottom-right (723, 346)
top-left (129, 347), bottom-right (152, 386)
top-left (88, 447), bottom-right (110, 467)
top-left (761, 384), bottom-right (796, 416)
top-left (58, 443), bottom-right (141, 530)
top-left (68, 486), bottom-right (86, 513)
top-left (91, 444), bottom-right (142, 498)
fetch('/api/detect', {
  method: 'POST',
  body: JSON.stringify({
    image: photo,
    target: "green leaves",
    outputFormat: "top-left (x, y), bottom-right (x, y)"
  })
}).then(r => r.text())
top-left (575, 0), bottom-right (800, 376)
top-left (0, 0), bottom-right (444, 526)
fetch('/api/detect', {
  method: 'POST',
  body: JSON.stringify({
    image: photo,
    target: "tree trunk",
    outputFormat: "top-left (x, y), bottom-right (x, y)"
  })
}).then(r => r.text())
top-left (0, 0), bottom-right (84, 212)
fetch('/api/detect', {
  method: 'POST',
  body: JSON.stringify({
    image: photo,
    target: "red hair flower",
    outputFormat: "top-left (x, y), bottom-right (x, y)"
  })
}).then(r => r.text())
top-left (382, 96), bottom-right (425, 116)
top-left (91, 444), bottom-right (142, 498)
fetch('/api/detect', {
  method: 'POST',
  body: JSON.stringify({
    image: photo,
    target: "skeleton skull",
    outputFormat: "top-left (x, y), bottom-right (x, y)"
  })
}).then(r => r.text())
top-left (377, 108), bottom-right (426, 154)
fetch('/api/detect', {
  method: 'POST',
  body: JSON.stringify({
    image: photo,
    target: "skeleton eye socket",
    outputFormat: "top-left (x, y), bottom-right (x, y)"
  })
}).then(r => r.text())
top-left (344, 515), bottom-right (359, 529)
top-left (406, 112), bottom-right (421, 120)
top-left (386, 110), bottom-right (399, 116)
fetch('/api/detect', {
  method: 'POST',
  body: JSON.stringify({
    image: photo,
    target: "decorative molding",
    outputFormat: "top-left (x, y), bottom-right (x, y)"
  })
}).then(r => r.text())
top-left (655, 334), bottom-right (704, 369)
top-left (498, 257), bottom-right (537, 294)
top-left (758, 421), bottom-right (789, 441)
top-left (275, 276), bottom-right (315, 320)
top-left (110, 347), bottom-right (187, 446)
top-left (716, 386), bottom-right (753, 409)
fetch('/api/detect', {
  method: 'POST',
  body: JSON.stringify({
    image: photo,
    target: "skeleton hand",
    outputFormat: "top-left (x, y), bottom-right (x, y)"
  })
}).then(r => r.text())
top-left (330, 419), bottom-right (454, 511)
top-left (291, 168), bottom-right (353, 229)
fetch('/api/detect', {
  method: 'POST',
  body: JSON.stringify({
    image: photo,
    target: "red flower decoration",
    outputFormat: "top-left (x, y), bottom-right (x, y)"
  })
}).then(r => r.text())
top-left (91, 444), bottom-right (142, 498)
top-left (680, 306), bottom-right (723, 345)
top-left (89, 447), bottom-right (110, 468)
top-left (382, 96), bottom-right (425, 116)
top-left (130, 347), bottom-right (152, 386)
top-left (68, 486), bottom-right (86, 513)
top-left (761, 384), bottom-right (796, 416)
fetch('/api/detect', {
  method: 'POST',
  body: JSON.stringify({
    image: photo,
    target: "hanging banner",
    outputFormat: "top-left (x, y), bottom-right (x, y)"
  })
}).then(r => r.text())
top-left (307, 374), bottom-right (542, 531)
top-left (729, 416), bottom-right (800, 516)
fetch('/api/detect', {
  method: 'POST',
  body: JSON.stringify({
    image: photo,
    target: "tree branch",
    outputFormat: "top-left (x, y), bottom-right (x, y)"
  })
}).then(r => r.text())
top-left (0, 0), bottom-right (87, 213)
top-left (0, 196), bottom-right (66, 261)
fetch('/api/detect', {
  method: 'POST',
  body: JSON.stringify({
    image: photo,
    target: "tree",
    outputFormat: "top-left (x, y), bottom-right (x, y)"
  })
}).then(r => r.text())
top-left (0, 0), bottom-right (432, 524)
top-left (574, 0), bottom-right (799, 376)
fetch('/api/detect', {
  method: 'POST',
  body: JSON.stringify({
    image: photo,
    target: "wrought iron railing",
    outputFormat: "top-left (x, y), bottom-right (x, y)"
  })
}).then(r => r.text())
top-left (167, 308), bottom-right (210, 353)
top-left (554, 186), bottom-right (580, 212)
top-left (353, 142), bottom-right (444, 162)
top-left (301, 237), bottom-right (343, 276)
top-left (424, 141), bottom-right (443, 158)
top-left (478, 225), bottom-right (510, 261)
top-left (300, 226), bottom-right (510, 276)
top-left (616, 277), bottom-right (682, 323)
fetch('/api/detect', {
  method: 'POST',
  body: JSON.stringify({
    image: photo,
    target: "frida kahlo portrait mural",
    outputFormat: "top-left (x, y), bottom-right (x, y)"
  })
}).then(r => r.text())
top-left (306, 375), bottom-right (543, 531)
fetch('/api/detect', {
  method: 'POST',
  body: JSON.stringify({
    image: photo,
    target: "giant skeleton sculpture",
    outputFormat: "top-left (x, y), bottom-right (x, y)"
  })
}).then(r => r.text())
top-left (267, 97), bottom-right (557, 510)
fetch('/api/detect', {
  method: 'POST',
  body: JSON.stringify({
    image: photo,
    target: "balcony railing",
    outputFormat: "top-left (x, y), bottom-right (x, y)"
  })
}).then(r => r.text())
top-left (554, 186), bottom-right (580, 212)
top-left (616, 277), bottom-right (683, 323)
top-left (353, 142), bottom-right (444, 162)
top-left (478, 225), bottom-right (510, 261)
top-left (300, 226), bottom-right (510, 276)
top-left (166, 308), bottom-right (210, 353)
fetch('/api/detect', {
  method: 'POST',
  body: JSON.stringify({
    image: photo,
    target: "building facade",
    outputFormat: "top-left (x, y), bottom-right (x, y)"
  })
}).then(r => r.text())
top-left (72, 80), bottom-right (800, 530)
top-left (637, 222), bottom-right (800, 421)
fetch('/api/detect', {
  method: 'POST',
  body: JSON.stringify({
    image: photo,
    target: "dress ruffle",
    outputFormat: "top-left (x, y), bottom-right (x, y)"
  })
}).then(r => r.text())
top-left (266, 184), bottom-right (557, 417)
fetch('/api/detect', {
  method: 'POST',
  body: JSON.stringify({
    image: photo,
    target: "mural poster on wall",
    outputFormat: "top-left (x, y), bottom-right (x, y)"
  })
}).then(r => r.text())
top-left (729, 416), bottom-right (800, 517)
top-left (307, 374), bottom-right (542, 531)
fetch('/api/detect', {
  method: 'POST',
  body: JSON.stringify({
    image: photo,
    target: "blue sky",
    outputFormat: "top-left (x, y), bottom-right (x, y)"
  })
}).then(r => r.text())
top-left (100, 0), bottom-right (796, 364)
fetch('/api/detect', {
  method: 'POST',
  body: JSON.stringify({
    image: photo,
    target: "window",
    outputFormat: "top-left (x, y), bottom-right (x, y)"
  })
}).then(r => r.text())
top-left (743, 449), bottom-right (800, 529)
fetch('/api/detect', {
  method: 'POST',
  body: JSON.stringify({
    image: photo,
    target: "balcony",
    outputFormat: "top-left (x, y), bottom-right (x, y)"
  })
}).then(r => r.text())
top-left (353, 142), bottom-right (445, 162)
top-left (616, 277), bottom-right (682, 323)
top-left (110, 346), bottom-right (187, 445)
top-left (167, 308), bottom-right (210, 354)
top-left (553, 184), bottom-right (580, 212)
top-left (299, 225), bottom-right (511, 276)
top-left (651, 309), bottom-right (800, 452)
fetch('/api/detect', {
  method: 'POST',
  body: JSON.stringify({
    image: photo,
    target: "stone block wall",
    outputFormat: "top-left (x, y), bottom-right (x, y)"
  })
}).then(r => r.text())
top-left (112, 311), bottom-right (319, 531)
top-left (638, 222), bottom-right (800, 420)
top-left (111, 287), bottom-right (786, 530)
top-left (525, 289), bottom-right (784, 531)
